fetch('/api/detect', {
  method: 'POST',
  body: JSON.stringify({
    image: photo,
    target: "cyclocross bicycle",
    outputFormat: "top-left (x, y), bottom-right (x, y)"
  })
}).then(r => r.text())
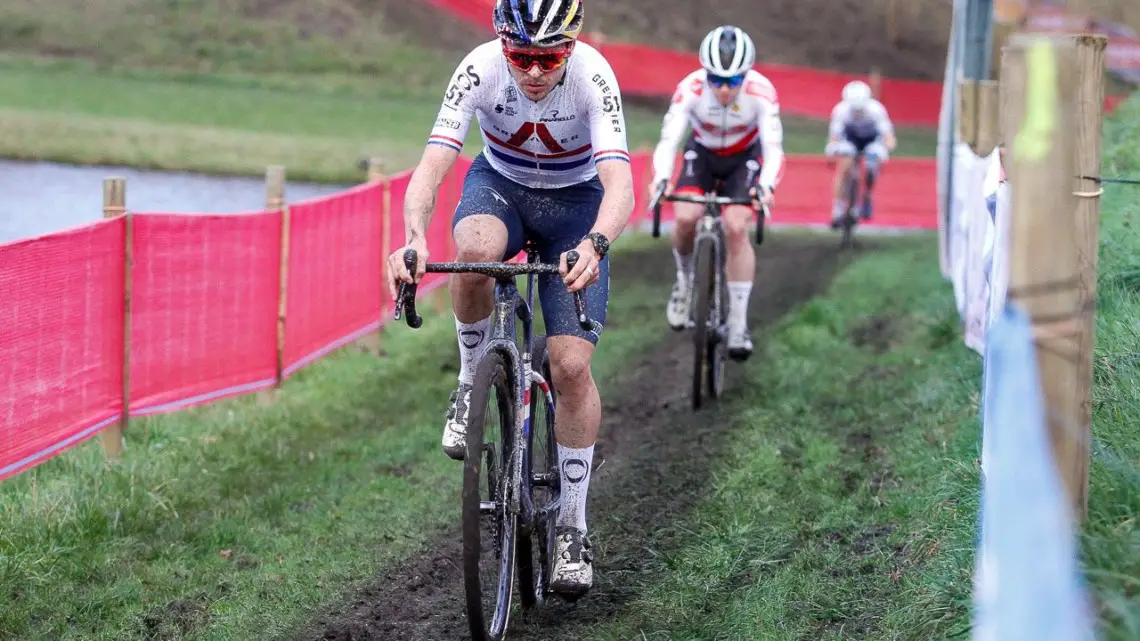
top-left (835, 149), bottom-right (868, 250)
top-left (649, 186), bottom-right (768, 410)
top-left (394, 243), bottom-right (594, 641)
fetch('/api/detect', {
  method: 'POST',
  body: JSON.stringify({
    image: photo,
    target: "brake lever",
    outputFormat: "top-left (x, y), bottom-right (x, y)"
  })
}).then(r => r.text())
top-left (564, 250), bottom-right (593, 331)
top-left (394, 248), bottom-right (423, 328)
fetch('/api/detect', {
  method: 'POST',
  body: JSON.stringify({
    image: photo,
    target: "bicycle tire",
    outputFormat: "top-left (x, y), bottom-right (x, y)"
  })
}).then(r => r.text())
top-left (517, 336), bottom-right (559, 610)
top-left (462, 349), bottom-right (518, 641)
top-left (841, 164), bottom-right (860, 249)
top-left (707, 234), bottom-right (727, 400)
top-left (691, 235), bottom-right (716, 410)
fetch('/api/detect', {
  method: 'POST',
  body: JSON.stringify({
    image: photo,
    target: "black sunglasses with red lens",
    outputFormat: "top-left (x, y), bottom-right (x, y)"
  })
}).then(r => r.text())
top-left (501, 40), bottom-right (575, 72)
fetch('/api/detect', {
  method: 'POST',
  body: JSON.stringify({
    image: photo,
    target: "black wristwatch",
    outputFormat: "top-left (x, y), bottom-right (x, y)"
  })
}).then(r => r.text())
top-left (584, 231), bottom-right (610, 259)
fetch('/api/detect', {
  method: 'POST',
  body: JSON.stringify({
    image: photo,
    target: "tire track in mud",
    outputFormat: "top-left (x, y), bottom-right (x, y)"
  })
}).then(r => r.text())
top-left (302, 234), bottom-right (861, 641)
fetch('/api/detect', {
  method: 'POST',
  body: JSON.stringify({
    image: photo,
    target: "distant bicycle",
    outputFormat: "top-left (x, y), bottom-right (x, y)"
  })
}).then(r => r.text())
top-left (394, 243), bottom-right (593, 641)
top-left (649, 184), bottom-right (768, 409)
top-left (834, 149), bottom-right (867, 250)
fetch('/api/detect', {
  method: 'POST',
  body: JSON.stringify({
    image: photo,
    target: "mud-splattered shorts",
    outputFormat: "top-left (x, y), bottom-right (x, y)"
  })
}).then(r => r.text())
top-left (452, 153), bottom-right (609, 345)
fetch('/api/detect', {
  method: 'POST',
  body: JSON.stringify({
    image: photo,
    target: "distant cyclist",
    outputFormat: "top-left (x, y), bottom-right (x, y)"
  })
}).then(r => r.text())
top-left (384, 0), bottom-right (634, 597)
top-left (649, 25), bottom-right (784, 360)
top-left (824, 80), bottom-right (897, 227)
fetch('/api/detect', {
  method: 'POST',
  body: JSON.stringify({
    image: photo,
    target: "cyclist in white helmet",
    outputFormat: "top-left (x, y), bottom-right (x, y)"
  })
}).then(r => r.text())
top-left (649, 25), bottom-right (785, 360)
top-left (824, 80), bottom-right (897, 227)
top-left (385, 0), bottom-right (635, 597)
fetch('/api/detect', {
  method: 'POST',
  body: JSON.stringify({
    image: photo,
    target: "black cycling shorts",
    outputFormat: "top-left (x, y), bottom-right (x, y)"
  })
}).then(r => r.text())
top-left (673, 136), bottom-right (763, 201)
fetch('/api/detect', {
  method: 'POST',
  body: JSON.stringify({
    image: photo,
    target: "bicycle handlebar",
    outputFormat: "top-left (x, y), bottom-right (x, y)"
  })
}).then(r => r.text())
top-left (394, 249), bottom-right (593, 331)
top-left (662, 193), bottom-right (756, 206)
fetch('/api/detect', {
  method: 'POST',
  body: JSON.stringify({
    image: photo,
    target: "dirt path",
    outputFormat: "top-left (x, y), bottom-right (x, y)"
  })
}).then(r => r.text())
top-left (301, 234), bottom-right (860, 641)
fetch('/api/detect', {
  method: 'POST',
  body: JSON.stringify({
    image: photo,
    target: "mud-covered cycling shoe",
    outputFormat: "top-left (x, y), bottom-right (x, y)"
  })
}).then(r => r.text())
top-left (727, 325), bottom-right (754, 361)
top-left (442, 383), bottom-right (473, 460)
top-left (666, 278), bottom-right (693, 331)
top-left (550, 526), bottom-right (594, 599)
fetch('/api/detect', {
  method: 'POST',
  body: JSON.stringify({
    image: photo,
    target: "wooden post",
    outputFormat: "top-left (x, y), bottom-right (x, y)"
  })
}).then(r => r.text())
top-left (261, 165), bottom-right (286, 406)
top-left (958, 79), bottom-right (980, 149)
top-left (1002, 33), bottom-right (1088, 520)
top-left (1069, 33), bottom-right (1107, 522)
top-left (103, 177), bottom-right (129, 457)
top-left (991, 20), bottom-right (1019, 79)
top-left (973, 80), bottom-right (1001, 156)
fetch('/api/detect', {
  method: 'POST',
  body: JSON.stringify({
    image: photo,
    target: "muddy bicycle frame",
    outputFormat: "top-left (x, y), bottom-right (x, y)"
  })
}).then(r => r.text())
top-left (394, 244), bottom-right (594, 639)
top-left (394, 245), bottom-right (591, 535)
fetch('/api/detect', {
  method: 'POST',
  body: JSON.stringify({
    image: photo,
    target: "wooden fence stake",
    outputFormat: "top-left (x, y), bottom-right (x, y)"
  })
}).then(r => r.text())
top-left (1002, 33), bottom-right (1088, 520)
top-left (261, 165), bottom-right (286, 406)
top-left (958, 78), bottom-right (980, 149)
top-left (973, 80), bottom-right (1001, 157)
top-left (103, 177), bottom-right (129, 457)
top-left (1069, 32), bottom-right (1107, 522)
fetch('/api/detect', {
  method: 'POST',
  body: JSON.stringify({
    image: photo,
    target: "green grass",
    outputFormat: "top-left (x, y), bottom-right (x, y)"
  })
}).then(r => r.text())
top-left (0, 56), bottom-right (937, 183)
top-left (579, 235), bottom-right (981, 640)
top-left (0, 234), bottom-right (678, 640)
top-left (1082, 95), bottom-right (1140, 640)
top-left (573, 95), bottom-right (1140, 641)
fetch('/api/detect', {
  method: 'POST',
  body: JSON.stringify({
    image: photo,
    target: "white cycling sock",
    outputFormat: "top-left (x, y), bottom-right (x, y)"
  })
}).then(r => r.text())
top-left (728, 281), bottom-right (752, 330)
top-left (556, 443), bottom-right (594, 532)
top-left (672, 247), bottom-right (693, 284)
top-left (455, 315), bottom-right (491, 385)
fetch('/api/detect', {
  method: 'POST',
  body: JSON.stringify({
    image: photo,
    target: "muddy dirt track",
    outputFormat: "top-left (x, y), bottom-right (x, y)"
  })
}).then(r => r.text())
top-left (302, 234), bottom-right (861, 641)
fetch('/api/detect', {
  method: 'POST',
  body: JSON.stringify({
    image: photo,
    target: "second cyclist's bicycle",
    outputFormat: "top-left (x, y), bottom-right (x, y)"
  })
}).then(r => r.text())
top-left (649, 186), bottom-right (768, 410)
top-left (394, 243), bottom-right (594, 641)
top-left (835, 150), bottom-right (869, 249)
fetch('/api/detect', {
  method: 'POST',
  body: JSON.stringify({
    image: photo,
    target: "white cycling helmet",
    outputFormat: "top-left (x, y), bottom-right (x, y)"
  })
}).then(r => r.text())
top-left (698, 26), bottom-right (755, 77)
top-left (842, 80), bottom-right (872, 110)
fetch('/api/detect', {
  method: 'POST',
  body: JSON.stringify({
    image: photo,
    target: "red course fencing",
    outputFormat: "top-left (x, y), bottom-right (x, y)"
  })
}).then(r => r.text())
top-left (420, 0), bottom-right (1127, 123)
top-left (0, 148), bottom-right (937, 482)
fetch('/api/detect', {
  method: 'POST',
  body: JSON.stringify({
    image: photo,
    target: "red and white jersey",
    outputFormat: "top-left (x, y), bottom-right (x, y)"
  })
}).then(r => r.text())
top-left (651, 69), bottom-right (785, 189)
top-left (427, 39), bottom-right (630, 190)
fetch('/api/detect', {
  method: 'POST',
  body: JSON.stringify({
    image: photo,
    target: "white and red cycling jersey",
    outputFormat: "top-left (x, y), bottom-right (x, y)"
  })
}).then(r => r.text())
top-left (651, 69), bottom-right (785, 189)
top-left (426, 39), bottom-right (630, 190)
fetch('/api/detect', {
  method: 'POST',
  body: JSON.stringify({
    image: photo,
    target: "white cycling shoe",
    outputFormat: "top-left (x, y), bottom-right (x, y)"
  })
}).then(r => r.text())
top-left (666, 278), bottom-right (693, 331)
top-left (727, 325), bottom-right (754, 361)
top-left (549, 526), bottom-right (594, 597)
top-left (441, 383), bottom-right (472, 460)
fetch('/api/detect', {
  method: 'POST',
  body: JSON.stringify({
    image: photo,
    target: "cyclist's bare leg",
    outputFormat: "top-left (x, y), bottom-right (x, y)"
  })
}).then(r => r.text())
top-left (440, 214), bottom-right (508, 460)
top-left (451, 214), bottom-right (508, 323)
top-left (546, 335), bottom-right (599, 526)
top-left (723, 204), bottom-right (756, 355)
top-left (546, 334), bottom-right (599, 594)
top-left (666, 202), bottom-right (704, 328)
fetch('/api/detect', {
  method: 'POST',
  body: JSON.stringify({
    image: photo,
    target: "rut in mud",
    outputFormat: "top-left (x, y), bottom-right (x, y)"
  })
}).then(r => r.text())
top-left (302, 234), bottom-right (860, 641)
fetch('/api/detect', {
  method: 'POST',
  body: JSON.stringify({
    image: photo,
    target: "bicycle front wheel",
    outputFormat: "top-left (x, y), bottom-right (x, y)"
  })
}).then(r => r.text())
top-left (517, 336), bottom-right (559, 609)
top-left (462, 349), bottom-right (518, 641)
top-left (841, 168), bottom-right (860, 249)
top-left (691, 234), bottom-right (717, 410)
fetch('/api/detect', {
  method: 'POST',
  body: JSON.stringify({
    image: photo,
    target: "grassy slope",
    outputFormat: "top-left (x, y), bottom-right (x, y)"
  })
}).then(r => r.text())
top-left (0, 235), bottom-right (675, 640)
top-left (0, 58), bottom-right (937, 184)
top-left (0, 0), bottom-right (938, 182)
top-left (575, 96), bottom-right (1140, 641)
top-left (582, 236), bottom-right (981, 640)
top-left (1083, 96), bottom-right (1140, 640)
